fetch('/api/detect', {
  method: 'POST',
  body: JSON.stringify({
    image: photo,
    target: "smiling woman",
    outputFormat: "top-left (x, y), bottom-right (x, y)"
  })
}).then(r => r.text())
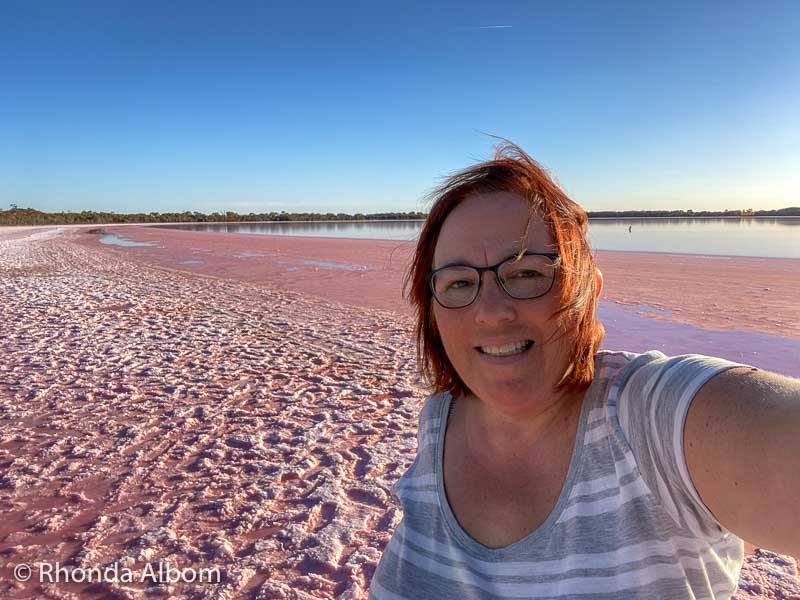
top-left (369, 142), bottom-right (800, 600)
top-left (429, 192), bottom-right (592, 424)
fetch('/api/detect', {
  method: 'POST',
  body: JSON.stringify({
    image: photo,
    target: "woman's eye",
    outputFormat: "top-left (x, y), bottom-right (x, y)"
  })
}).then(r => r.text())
top-left (510, 270), bottom-right (542, 279)
top-left (448, 280), bottom-right (474, 289)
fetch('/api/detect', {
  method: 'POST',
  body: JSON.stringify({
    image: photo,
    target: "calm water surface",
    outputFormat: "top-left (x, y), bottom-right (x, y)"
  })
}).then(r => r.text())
top-left (154, 218), bottom-right (800, 259)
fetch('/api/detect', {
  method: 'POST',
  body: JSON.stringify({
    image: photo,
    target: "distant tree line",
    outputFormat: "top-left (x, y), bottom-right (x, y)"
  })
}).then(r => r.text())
top-left (586, 208), bottom-right (800, 218)
top-left (1, 206), bottom-right (799, 226)
top-left (0, 209), bottom-right (429, 226)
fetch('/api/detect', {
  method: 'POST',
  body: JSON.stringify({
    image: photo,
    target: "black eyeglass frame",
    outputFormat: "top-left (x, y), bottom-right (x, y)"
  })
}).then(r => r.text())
top-left (427, 251), bottom-right (561, 309)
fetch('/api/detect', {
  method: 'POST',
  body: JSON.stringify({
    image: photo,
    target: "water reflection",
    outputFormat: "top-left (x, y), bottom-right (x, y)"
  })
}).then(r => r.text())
top-left (291, 258), bottom-right (377, 271)
top-left (588, 217), bottom-right (799, 258)
top-left (152, 217), bottom-right (800, 259)
top-left (100, 234), bottom-right (159, 247)
top-left (599, 301), bottom-right (800, 378)
top-left (155, 220), bottom-right (422, 242)
top-left (234, 251), bottom-right (276, 258)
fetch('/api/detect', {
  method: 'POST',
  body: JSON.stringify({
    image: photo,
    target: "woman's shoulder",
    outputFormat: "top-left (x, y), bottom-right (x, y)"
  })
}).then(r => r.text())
top-left (589, 349), bottom-right (735, 415)
top-left (590, 349), bottom-right (668, 394)
top-left (594, 348), bottom-right (667, 371)
top-left (595, 349), bottom-right (747, 388)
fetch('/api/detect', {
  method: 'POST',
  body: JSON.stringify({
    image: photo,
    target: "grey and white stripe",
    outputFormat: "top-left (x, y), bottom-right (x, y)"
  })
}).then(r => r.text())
top-left (371, 350), bottom-right (747, 599)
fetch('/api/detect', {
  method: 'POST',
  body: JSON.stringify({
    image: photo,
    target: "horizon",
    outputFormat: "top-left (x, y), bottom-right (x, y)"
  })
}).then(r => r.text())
top-left (2, 1), bottom-right (799, 214)
top-left (4, 205), bottom-right (800, 225)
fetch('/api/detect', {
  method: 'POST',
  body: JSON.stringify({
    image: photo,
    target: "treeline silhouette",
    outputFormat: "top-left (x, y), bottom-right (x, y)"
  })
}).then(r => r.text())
top-left (587, 208), bottom-right (800, 217)
top-left (0, 209), bottom-right (428, 226)
top-left (1, 206), bottom-right (799, 226)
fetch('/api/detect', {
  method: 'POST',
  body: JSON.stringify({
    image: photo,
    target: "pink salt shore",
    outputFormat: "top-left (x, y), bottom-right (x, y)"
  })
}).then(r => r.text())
top-left (0, 224), bottom-right (797, 599)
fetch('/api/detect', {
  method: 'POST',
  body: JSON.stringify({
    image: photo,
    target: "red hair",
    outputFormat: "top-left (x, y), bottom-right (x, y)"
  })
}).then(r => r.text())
top-left (403, 141), bottom-right (605, 399)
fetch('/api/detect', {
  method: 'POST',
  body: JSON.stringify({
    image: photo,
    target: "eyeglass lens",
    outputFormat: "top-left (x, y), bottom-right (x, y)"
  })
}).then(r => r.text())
top-left (432, 254), bottom-right (556, 308)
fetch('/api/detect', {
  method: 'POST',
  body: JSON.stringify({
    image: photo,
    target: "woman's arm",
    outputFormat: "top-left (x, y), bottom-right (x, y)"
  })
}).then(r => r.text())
top-left (684, 366), bottom-right (800, 556)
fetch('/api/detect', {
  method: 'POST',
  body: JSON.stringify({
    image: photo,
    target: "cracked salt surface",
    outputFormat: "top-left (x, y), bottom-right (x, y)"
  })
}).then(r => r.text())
top-left (0, 232), bottom-right (796, 599)
top-left (0, 232), bottom-right (422, 598)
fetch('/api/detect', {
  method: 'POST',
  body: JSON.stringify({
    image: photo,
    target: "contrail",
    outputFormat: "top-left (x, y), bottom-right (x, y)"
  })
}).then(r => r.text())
top-left (471, 25), bottom-right (513, 29)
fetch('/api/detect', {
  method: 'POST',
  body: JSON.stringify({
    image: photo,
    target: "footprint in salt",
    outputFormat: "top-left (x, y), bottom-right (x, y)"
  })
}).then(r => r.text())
top-left (349, 446), bottom-right (373, 479)
top-left (306, 502), bottom-right (338, 533)
top-left (346, 486), bottom-right (387, 508)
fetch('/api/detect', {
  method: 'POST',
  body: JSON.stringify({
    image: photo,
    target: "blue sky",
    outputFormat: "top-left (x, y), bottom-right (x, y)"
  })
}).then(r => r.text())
top-left (1, 1), bottom-right (798, 214)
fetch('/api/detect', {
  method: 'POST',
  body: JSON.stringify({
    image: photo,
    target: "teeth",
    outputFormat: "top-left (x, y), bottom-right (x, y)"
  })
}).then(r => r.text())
top-left (479, 341), bottom-right (532, 356)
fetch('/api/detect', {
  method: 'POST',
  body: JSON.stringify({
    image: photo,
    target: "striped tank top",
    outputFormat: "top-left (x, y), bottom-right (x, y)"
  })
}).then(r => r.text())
top-left (370, 350), bottom-right (748, 599)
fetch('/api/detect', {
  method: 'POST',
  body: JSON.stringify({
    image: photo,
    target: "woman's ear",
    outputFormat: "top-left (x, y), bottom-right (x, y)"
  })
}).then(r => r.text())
top-left (595, 268), bottom-right (604, 299)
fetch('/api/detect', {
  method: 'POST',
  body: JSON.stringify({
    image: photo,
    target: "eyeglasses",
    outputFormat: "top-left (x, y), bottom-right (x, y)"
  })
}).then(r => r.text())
top-left (428, 252), bottom-right (559, 309)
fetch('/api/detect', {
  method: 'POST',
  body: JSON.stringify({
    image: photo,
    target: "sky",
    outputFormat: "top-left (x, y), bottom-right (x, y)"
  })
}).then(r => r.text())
top-left (1, 0), bottom-right (798, 215)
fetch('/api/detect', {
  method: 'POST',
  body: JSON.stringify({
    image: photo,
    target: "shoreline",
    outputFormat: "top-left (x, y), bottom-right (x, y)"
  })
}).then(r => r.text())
top-left (70, 225), bottom-right (800, 344)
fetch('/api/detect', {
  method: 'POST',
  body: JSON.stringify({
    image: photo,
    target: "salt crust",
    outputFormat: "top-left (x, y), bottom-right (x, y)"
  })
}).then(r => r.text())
top-left (1, 231), bottom-right (418, 598)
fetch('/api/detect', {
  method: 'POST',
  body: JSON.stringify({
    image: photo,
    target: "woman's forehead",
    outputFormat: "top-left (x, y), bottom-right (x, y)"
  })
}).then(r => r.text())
top-left (433, 192), bottom-right (555, 265)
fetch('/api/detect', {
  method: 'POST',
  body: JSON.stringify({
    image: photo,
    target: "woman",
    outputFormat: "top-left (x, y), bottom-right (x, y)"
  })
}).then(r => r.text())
top-left (370, 143), bottom-right (799, 599)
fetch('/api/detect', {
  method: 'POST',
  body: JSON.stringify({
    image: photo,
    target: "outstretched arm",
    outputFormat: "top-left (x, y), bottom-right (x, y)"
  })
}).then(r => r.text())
top-left (684, 366), bottom-right (800, 556)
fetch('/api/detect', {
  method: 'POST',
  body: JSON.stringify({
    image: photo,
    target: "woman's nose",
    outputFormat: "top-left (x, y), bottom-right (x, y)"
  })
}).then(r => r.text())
top-left (473, 272), bottom-right (516, 323)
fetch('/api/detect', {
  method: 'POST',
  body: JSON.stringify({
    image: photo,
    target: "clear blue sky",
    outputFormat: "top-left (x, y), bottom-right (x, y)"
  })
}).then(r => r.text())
top-left (2, 1), bottom-right (798, 214)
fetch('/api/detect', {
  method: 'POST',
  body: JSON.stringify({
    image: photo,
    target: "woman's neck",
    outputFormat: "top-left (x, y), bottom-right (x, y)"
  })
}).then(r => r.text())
top-left (453, 390), bottom-right (583, 476)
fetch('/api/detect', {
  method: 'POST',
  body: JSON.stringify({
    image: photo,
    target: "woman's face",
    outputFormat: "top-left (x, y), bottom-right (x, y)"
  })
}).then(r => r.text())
top-left (432, 192), bottom-right (576, 417)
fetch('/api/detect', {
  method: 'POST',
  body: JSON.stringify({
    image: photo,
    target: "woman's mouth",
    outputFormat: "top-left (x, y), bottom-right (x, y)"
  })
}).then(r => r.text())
top-left (477, 340), bottom-right (534, 357)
